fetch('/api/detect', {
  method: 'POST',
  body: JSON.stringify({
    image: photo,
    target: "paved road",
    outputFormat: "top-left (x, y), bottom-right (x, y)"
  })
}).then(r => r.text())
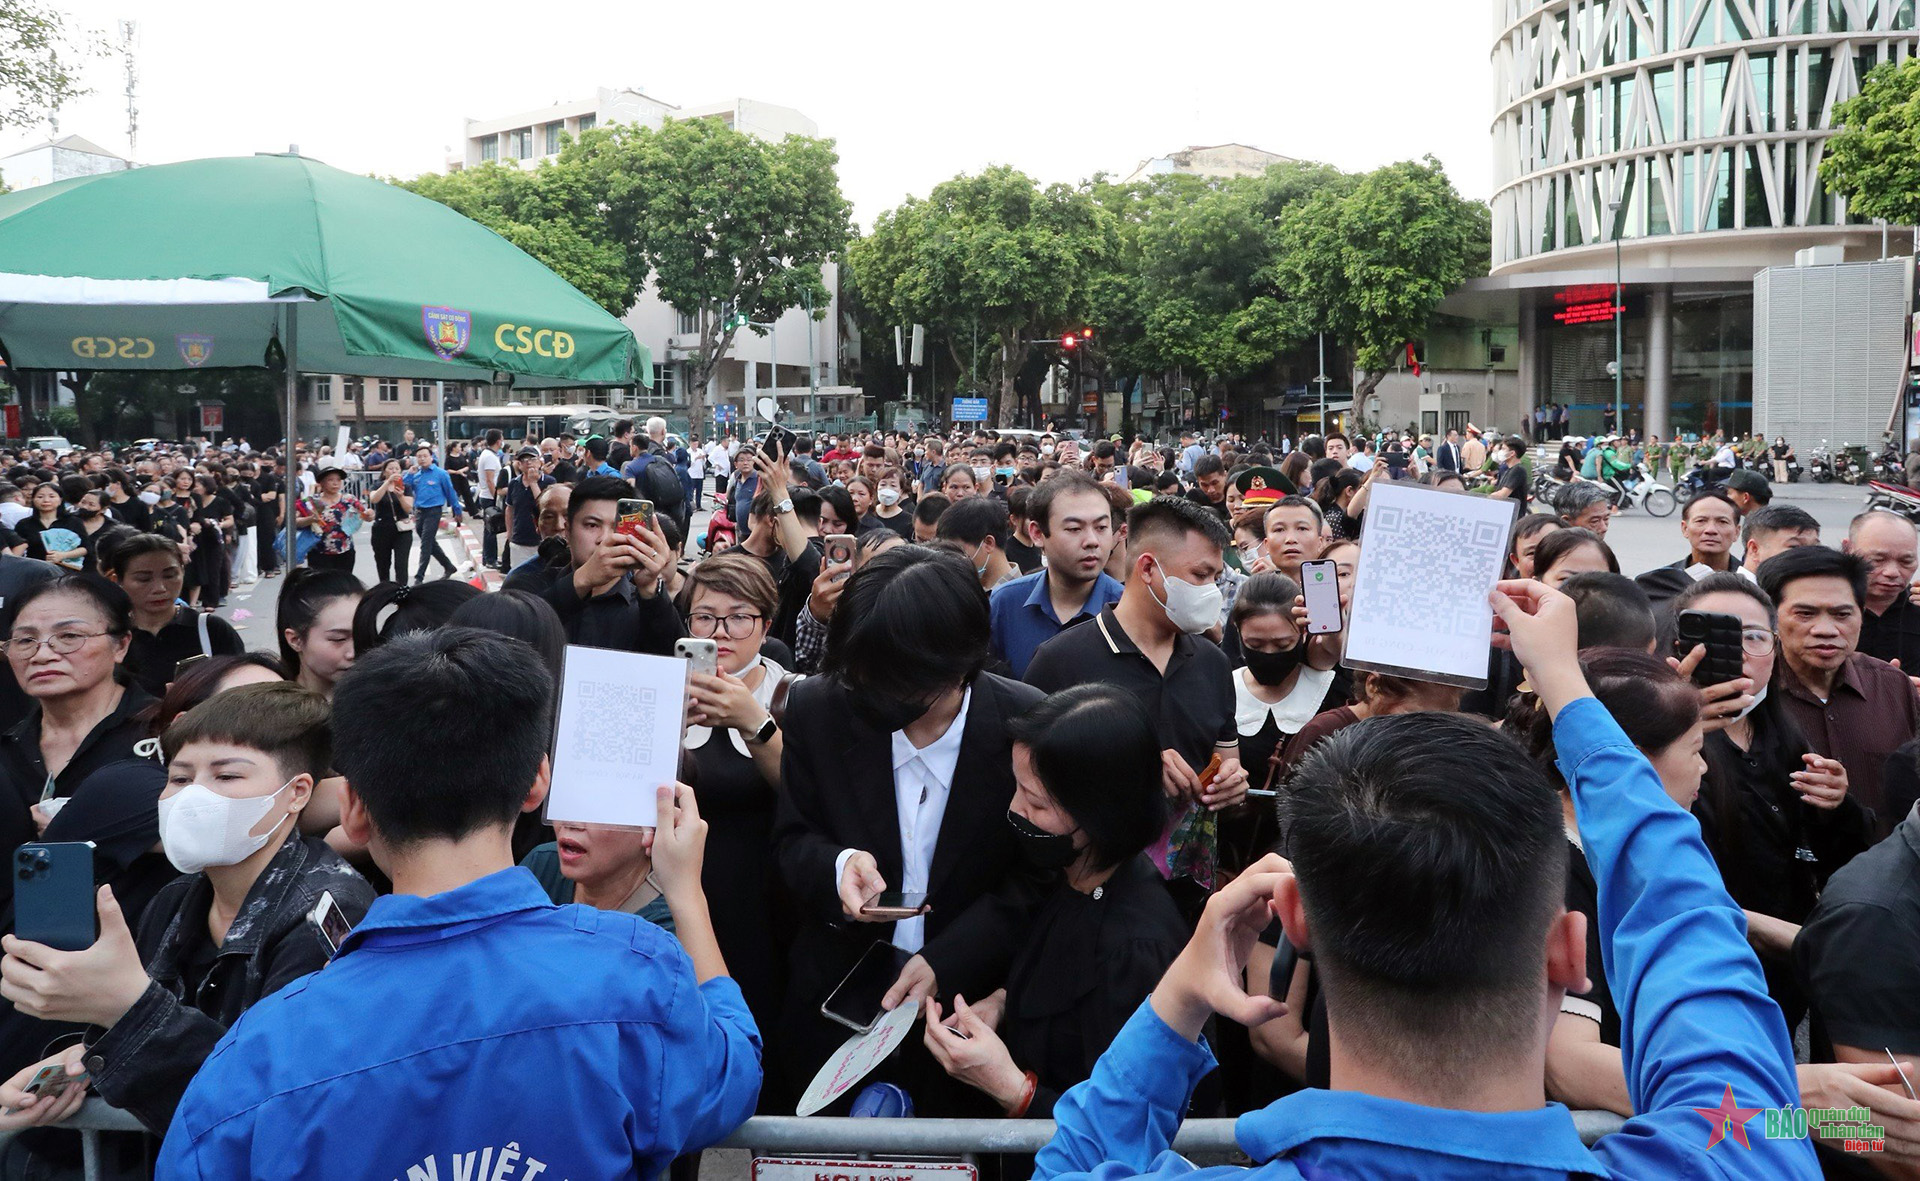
top-left (1594, 477), bottom-right (1870, 577)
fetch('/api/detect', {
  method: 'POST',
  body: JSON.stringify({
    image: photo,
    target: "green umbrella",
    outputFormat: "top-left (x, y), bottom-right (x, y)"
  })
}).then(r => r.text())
top-left (0, 151), bottom-right (648, 556)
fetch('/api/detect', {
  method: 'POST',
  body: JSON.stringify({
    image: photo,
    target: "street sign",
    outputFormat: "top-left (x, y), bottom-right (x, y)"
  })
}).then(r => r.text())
top-left (713, 404), bottom-right (737, 423)
top-left (754, 1161), bottom-right (975, 1181)
top-left (952, 397), bottom-right (989, 423)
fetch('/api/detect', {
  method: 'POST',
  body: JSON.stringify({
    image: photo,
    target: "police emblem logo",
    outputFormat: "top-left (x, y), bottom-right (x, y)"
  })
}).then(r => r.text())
top-left (421, 306), bottom-right (473, 361)
top-left (176, 334), bottom-right (214, 368)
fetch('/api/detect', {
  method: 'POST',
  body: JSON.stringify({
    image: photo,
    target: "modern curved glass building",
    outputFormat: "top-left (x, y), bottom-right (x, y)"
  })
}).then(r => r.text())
top-left (1463, 0), bottom-right (1919, 437)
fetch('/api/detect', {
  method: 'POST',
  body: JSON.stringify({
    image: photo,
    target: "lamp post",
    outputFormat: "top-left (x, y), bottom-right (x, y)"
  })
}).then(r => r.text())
top-left (1608, 197), bottom-right (1624, 434)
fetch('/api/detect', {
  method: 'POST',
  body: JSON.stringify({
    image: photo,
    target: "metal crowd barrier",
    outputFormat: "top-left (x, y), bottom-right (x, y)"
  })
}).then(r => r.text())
top-left (12, 1099), bottom-right (1628, 1178)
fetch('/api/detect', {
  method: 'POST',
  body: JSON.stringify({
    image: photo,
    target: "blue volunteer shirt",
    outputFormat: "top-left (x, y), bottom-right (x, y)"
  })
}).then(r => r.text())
top-left (157, 867), bottom-right (761, 1180)
top-left (1032, 698), bottom-right (1815, 1181)
top-left (404, 462), bottom-right (461, 517)
top-left (990, 569), bottom-right (1124, 679)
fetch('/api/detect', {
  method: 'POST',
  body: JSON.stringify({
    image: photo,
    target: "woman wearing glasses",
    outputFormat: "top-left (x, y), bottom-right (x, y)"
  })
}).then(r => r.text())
top-left (0, 577), bottom-right (173, 950)
top-left (676, 551), bottom-right (796, 1088)
top-left (1670, 574), bottom-right (1870, 1032)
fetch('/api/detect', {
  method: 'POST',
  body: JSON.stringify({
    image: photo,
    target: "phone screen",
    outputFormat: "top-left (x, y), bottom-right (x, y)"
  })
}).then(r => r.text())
top-left (310, 890), bottom-right (352, 954)
top-left (615, 499), bottom-right (653, 541)
top-left (1300, 559), bottom-right (1344, 634)
top-left (822, 941), bottom-right (911, 1033)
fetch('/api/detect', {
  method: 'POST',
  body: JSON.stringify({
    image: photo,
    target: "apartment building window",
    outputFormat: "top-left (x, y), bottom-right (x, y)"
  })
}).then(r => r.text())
top-left (413, 379), bottom-right (435, 403)
top-left (577, 113), bottom-right (596, 133)
top-left (480, 137), bottom-right (498, 162)
top-left (545, 122), bottom-right (563, 155)
top-left (508, 128), bottom-right (532, 159)
top-left (378, 378), bottom-right (399, 403)
top-left (675, 309), bottom-right (698, 335)
top-left (342, 376), bottom-right (363, 405)
top-left (307, 376), bottom-right (330, 403)
top-left (635, 363), bottom-right (678, 406)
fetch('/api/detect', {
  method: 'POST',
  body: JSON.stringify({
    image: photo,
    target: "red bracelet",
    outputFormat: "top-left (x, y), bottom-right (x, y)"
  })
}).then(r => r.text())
top-left (1006, 1070), bottom-right (1039, 1118)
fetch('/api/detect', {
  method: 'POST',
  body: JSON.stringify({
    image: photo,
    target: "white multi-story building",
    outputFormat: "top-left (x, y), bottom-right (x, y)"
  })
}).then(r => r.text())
top-left (1121, 143), bottom-right (1294, 184)
top-left (1444, 0), bottom-right (1920, 442)
top-left (449, 89), bottom-right (849, 433)
top-left (0, 134), bottom-right (130, 190)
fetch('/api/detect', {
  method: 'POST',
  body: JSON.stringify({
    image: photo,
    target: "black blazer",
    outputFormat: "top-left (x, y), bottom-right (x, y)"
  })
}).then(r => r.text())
top-left (772, 670), bottom-right (1047, 1087)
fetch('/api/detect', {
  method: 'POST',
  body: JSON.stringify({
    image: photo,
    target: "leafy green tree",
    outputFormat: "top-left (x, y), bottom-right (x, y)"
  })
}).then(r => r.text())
top-left (1272, 157), bottom-right (1489, 403)
top-left (403, 119), bottom-right (851, 423)
top-left (1, 0), bottom-right (99, 134)
top-left (1823, 57), bottom-right (1920, 224)
top-left (850, 166), bottom-right (1115, 426)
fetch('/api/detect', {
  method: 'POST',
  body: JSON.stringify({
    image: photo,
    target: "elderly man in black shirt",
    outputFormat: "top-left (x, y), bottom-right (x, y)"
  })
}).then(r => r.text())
top-left (1025, 496), bottom-right (1248, 896)
top-left (1845, 509), bottom-right (1920, 671)
top-left (500, 475), bottom-right (682, 655)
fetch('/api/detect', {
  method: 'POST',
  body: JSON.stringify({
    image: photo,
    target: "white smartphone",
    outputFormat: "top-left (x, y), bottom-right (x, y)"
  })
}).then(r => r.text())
top-left (308, 890), bottom-right (352, 955)
top-left (674, 637), bottom-right (719, 678)
top-left (1300, 558), bottom-right (1344, 635)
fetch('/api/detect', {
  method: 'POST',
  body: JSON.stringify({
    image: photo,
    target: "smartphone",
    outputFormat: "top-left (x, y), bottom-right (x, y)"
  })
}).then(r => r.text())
top-left (13, 842), bottom-right (98, 952)
top-left (1888, 1049), bottom-right (1918, 1101)
top-left (308, 890), bottom-right (353, 955)
top-left (1674, 609), bottom-right (1744, 687)
top-left (173, 652), bottom-right (211, 681)
top-left (675, 637), bottom-right (719, 678)
top-left (762, 426), bottom-right (797, 462)
top-left (823, 533), bottom-right (857, 567)
top-left (1300, 558), bottom-right (1344, 635)
top-left (859, 890), bottom-right (930, 920)
top-left (0, 1062), bottom-right (89, 1115)
top-left (821, 940), bottom-right (912, 1033)
top-left (615, 498), bottom-right (654, 541)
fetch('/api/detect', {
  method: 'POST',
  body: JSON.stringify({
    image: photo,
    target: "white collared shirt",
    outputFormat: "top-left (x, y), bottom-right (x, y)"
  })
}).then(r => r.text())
top-left (834, 687), bottom-right (972, 955)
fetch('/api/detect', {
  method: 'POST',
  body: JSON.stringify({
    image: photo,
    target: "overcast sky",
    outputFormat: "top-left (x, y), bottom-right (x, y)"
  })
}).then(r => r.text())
top-left (9, 0), bottom-right (1495, 227)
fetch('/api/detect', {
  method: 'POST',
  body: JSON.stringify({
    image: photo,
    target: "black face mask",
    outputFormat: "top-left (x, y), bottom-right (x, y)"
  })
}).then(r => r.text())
top-left (1243, 644), bottom-right (1306, 687)
top-left (1007, 809), bottom-right (1080, 869)
top-left (849, 691), bottom-right (932, 735)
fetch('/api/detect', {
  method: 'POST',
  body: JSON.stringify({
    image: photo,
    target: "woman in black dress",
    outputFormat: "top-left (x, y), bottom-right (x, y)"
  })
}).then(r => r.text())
top-left (921, 683), bottom-right (1185, 1118)
top-left (366, 459), bottom-right (415, 585)
top-left (677, 552), bottom-right (796, 1081)
top-left (16, 482), bottom-right (80, 567)
top-left (186, 475), bottom-right (234, 611)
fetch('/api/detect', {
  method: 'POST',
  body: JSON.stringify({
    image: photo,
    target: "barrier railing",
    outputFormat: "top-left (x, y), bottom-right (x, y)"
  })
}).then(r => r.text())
top-left (7, 1100), bottom-right (1629, 1178)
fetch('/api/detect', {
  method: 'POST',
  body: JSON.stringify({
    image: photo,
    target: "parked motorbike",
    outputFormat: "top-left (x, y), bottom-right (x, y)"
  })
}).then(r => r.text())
top-left (1785, 456), bottom-right (1803, 483)
top-left (1868, 480), bottom-right (1920, 525)
top-left (1808, 442), bottom-right (1834, 484)
top-left (1838, 446), bottom-right (1871, 485)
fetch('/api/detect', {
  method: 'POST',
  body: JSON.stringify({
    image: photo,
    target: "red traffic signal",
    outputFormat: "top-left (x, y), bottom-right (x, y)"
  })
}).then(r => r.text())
top-left (1060, 333), bottom-right (1077, 350)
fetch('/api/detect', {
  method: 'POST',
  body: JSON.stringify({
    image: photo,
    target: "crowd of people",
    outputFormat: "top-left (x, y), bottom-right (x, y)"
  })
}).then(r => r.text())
top-left (0, 417), bottom-right (1913, 1179)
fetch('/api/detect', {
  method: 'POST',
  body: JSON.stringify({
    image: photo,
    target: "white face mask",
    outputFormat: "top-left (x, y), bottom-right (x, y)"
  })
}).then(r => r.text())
top-left (137, 490), bottom-right (161, 506)
top-left (1041, 444), bottom-right (1056, 456)
top-left (877, 486), bottom-right (901, 507)
top-left (1149, 561), bottom-right (1224, 634)
top-left (157, 778), bottom-right (296, 874)
top-left (972, 465), bottom-right (991, 482)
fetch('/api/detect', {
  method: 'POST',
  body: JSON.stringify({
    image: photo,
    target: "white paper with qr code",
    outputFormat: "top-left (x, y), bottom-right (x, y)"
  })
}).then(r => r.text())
top-left (546, 645), bottom-right (689, 829)
top-left (1342, 482), bottom-right (1516, 689)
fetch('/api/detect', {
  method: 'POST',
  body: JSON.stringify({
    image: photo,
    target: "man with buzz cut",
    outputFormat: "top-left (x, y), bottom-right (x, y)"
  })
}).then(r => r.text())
top-left (158, 629), bottom-right (761, 1179)
top-left (1032, 580), bottom-right (1815, 1181)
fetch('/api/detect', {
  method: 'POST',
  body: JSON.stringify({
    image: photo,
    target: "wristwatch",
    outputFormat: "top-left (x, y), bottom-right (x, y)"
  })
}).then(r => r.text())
top-left (745, 714), bottom-right (778, 745)
top-left (774, 498), bottom-right (795, 515)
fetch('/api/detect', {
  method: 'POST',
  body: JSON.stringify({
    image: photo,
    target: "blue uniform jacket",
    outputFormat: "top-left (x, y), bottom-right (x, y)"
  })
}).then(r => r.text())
top-left (1033, 697), bottom-right (1818, 1181)
top-left (404, 463), bottom-right (460, 515)
top-left (157, 867), bottom-right (761, 1180)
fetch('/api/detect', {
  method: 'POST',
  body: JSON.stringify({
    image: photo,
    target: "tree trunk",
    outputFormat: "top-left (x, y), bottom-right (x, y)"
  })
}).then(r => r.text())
top-left (1354, 368), bottom-right (1386, 408)
top-left (353, 379), bottom-right (367, 434)
top-left (994, 329), bottom-right (1022, 428)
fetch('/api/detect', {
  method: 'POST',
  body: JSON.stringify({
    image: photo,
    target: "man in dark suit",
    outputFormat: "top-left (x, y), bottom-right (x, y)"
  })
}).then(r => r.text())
top-left (774, 546), bottom-right (1044, 1104)
top-left (1434, 428), bottom-right (1464, 475)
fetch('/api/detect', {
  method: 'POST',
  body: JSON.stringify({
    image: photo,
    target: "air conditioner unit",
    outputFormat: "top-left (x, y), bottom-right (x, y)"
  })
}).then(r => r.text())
top-left (1434, 382), bottom-right (1453, 395)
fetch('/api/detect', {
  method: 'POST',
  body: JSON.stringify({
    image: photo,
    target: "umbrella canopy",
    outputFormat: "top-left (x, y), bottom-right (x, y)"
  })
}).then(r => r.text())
top-left (0, 153), bottom-right (646, 385)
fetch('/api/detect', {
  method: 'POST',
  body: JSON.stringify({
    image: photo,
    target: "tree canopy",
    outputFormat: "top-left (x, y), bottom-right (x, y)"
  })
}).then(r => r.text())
top-left (400, 117), bottom-right (851, 421)
top-left (1823, 57), bottom-right (1920, 225)
top-left (0, 0), bottom-right (98, 137)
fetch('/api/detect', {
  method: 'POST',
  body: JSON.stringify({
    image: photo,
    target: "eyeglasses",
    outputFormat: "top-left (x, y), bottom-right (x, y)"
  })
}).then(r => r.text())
top-left (687, 612), bottom-right (764, 639)
top-left (1741, 628), bottom-right (1776, 656)
top-left (3, 631), bottom-right (115, 659)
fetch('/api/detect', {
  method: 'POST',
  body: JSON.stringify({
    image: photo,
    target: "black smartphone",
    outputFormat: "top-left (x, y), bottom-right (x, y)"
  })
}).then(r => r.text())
top-left (13, 842), bottom-right (98, 951)
top-left (1674, 609), bottom-right (1745, 687)
top-left (762, 426), bottom-right (797, 462)
top-left (821, 940), bottom-right (911, 1033)
top-left (859, 890), bottom-right (930, 920)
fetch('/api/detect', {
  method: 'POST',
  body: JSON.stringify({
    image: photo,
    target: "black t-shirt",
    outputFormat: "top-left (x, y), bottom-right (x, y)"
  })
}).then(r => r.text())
top-left (1795, 805), bottom-right (1920, 1057)
top-left (124, 607), bottom-right (246, 698)
top-left (1496, 463), bottom-right (1530, 512)
top-left (858, 510), bottom-right (915, 542)
top-left (1563, 837), bottom-right (1620, 1044)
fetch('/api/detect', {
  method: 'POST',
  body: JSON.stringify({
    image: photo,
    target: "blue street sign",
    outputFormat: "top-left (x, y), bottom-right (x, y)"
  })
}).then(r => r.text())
top-left (952, 397), bottom-right (989, 423)
top-left (712, 404), bottom-right (737, 423)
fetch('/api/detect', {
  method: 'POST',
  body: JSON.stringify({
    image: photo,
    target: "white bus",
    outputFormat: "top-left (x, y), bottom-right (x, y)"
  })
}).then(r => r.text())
top-left (443, 403), bottom-right (621, 444)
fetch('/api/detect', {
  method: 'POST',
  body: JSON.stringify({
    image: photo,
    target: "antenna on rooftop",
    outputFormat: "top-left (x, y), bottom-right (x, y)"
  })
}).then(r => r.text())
top-left (120, 20), bottom-right (139, 156)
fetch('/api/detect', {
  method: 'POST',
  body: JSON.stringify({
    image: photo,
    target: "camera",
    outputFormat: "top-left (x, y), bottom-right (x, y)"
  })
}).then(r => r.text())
top-left (15, 848), bottom-right (49, 881)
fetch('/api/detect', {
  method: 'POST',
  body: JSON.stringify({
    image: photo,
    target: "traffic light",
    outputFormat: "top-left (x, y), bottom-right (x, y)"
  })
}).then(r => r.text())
top-left (1080, 327), bottom-right (1094, 341)
top-left (1060, 333), bottom-right (1077, 350)
top-left (720, 302), bottom-right (749, 332)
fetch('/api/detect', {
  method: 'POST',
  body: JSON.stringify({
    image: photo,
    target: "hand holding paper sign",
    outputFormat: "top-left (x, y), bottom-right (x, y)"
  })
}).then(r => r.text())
top-left (546, 646), bottom-right (689, 831)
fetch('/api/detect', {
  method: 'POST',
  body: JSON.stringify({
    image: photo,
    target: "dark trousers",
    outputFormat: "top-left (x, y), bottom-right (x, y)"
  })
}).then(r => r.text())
top-left (413, 507), bottom-right (457, 581)
top-left (479, 502), bottom-right (500, 568)
top-left (372, 527), bottom-right (413, 585)
top-left (683, 475), bottom-right (702, 510)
